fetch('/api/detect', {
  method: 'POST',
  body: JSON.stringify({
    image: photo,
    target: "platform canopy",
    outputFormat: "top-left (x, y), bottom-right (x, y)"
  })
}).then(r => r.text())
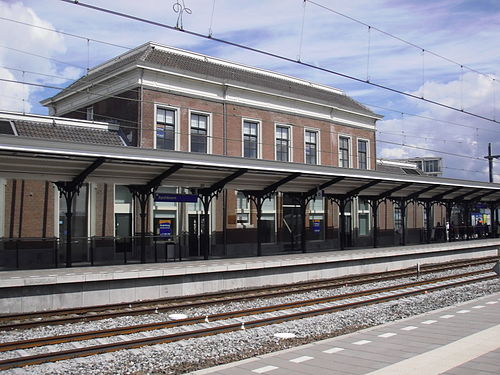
top-left (1, 135), bottom-right (500, 203)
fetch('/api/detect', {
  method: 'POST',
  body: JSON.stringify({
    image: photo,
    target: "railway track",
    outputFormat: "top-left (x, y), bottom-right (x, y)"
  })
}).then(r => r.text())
top-left (0, 269), bottom-right (497, 370)
top-left (1, 256), bottom-right (497, 330)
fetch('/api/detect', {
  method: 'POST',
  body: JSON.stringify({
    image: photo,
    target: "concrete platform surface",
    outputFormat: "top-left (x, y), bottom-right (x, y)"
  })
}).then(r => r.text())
top-left (193, 292), bottom-right (500, 375)
top-left (1, 239), bottom-right (498, 288)
top-left (1, 239), bottom-right (498, 313)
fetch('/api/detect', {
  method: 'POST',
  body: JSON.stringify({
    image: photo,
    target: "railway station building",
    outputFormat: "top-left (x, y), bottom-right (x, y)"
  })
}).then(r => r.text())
top-left (1, 42), bottom-right (499, 270)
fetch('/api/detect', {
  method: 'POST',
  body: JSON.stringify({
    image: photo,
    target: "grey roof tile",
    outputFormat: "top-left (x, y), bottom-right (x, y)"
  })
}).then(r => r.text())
top-left (46, 44), bottom-right (378, 118)
top-left (14, 121), bottom-right (124, 146)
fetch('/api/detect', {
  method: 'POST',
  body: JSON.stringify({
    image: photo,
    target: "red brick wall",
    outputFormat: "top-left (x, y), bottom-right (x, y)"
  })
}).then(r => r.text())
top-left (142, 89), bottom-right (376, 169)
top-left (4, 180), bottom-right (55, 238)
top-left (94, 183), bottom-right (115, 237)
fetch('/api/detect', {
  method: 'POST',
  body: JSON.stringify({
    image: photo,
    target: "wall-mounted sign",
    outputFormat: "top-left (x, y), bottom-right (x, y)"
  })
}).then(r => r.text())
top-left (313, 219), bottom-right (321, 233)
top-left (159, 219), bottom-right (172, 237)
top-left (154, 193), bottom-right (198, 203)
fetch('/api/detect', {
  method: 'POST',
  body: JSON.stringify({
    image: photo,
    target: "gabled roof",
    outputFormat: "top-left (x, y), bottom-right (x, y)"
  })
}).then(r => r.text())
top-left (42, 42), bottom-right (380, 119)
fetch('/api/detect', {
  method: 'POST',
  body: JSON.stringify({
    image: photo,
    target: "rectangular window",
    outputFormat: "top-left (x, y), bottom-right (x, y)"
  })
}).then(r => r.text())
top-left (305, 130), bottom-right (318, 165)
top-left (394, 206), bottom-right (402, 231)
top-left (86, 106), bottom-right (94, 121)
top-left (190, 113), bottom-right (208, 153)
top-left (156, 107), bottom-right (176, 150)
top-left (243, 121), bottom-right (258, 158)
top-left (424, 160), bottom-right (439, 172)
top-left (358, 198), bottom-right (370, 236)
top-left (276, 125), bottom-right (290, 161)
top-left (236, 192), bottom-right (249, 210)
top-left (358, 139), bottom-right (368, 169)
top-left (339, 136), bottom-right (350, 168)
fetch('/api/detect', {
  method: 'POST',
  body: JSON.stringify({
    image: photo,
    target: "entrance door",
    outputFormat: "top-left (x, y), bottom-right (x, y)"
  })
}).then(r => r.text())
top-left (283, 206), bottom-right (301, 251)
top-left (115, 213), bottom-right (132, 238)
top-left (188, 214), bottom-right (209, 257)
top-left (188, 214), bottom-right (199, 256)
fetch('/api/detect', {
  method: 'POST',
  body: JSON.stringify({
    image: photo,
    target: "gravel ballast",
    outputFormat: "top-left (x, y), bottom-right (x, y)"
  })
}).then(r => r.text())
top-left (0, 267), bottom-right (499, 375)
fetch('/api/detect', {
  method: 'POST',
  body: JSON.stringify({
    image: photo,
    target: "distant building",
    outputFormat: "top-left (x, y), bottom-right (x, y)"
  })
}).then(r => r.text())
top-left (376, 159), bottom-right (424, 176)
top-left (391, 157), bottom-right (443, 177)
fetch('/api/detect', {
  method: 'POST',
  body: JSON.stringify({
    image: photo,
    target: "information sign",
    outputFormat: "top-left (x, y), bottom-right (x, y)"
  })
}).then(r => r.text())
top-left (154, 193), bottom-right (198, 203)
top-left (159, 219), bottom-right (172, 237)
top-left (313, 219), bottom-right (321, 233)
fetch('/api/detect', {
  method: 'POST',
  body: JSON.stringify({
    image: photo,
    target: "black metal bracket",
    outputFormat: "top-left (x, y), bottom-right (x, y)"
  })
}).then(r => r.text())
top-left (54, 157), bottom-right (105, 267)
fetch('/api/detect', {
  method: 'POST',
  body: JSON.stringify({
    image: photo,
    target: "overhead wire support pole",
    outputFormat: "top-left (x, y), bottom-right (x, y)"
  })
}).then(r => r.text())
top-left (484, 143), bottom-right (500, 183)
top-left (59, 0), bottom-right (500, 125)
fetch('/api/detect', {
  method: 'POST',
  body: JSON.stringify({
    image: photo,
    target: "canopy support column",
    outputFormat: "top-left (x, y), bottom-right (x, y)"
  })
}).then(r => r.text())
top-left (326, 195), bottom-right (352, 250)
top-left (54, 157), bottom-right (105, 267)
top-left (418, 200), bottom-right (433, 244)
top-left (289, 193), bottom-right (316, 253)
top-left (195, 169), bottom-right (248, 260)
top-left (242, 172), bottom-right (300, 256)
top-left (243, 192), bottom-right (271, 257)
top-left (391, 198), bottom-right (409, 246)
top-left (367, 199), bottom-right (383, 248)
top-left (128, 164), bottom-right (184, 263)
top-left (490, 202), bottom-right (498, 238)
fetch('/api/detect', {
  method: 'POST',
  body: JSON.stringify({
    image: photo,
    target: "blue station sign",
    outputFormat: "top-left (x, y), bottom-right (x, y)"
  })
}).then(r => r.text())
top-left (154, 193), bottom-right (198, 203)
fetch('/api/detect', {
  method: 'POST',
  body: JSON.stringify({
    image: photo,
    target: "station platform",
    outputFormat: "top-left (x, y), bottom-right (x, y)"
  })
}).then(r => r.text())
top-left (194, 292), bottom-right (500, 375)
top-left (0, 239), bottom-right (499, 313)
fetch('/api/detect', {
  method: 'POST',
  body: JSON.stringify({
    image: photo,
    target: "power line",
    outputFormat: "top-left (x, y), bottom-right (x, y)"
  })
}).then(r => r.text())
top-left (0, 45), bottom-right (85, 70)
top-left (1, 16), bottom-right (498, 137)
top-left (0, 16), bottom-right (131, 51)
top-left (1, 75), bottom-right (495, 168)
top-left (365, 101), bottom-right (498, 134)
top-left (377, 139), bottom-right (489, 162)
top-left (306, 0), bottom-right (496, 81)
top-left (58, 0), bottom-right (499, 125)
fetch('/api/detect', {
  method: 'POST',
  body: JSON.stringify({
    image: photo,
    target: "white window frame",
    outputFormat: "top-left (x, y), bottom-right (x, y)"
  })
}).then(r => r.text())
top-left (274, 123), bottom-right (293, 162)
top-left (338, 134), bottom-right (352, 168)
top-left (261, 195), bottom-right (276, 243)
top-left (304, 128), bottom-right (320, 165)
top-left (86, 106), bottom-right (94, 121)
top-left (241, 118), bottom-right (262, 159)
top-left (188, 110), bottom-right (212, 154)
top-left (357, 138), bottom-right (370, 170)
top-left (154, 104), bottom-right (180, 151)
top-left (357, 197), bottom-right (371, 236)
top-left (236, 191), bottom-right (251, 227)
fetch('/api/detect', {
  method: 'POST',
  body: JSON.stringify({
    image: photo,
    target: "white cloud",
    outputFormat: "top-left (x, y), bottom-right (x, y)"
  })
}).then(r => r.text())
top-left (0, 67), bottom-right (29, 112)
top-left (1, 0), bottom-right (498, 181)
top-left (0, 1), bottom-right (83, 113)
top-left (379, 147), bottom-right (409, 159)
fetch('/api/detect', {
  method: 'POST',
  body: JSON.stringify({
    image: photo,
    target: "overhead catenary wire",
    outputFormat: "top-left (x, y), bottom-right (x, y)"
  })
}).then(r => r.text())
top-left (0, 13), bottom-right (497, 176)
top-left (1, 75), bottom-right (495, 167)
top-left (305, 0), bottom-right (497, 82)
top-left (2, 6), bottom-right (495, 132)
top-left (1, 16), bottom-right (498, 138)
top-left (56, 0), bottom-right (499, 125)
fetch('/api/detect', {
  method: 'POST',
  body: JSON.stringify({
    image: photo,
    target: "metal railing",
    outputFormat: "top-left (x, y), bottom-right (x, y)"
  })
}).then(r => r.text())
top-left (0, 225), bottom-right (497, 271)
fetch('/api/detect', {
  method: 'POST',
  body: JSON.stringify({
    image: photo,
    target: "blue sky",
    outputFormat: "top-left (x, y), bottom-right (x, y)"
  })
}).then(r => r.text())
top-left (0, 0), bottom-right (499, 181)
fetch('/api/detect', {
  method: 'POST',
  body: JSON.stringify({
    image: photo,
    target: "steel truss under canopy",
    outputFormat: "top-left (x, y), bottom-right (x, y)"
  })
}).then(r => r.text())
top-left (1, 136), bottom-right (500, 266)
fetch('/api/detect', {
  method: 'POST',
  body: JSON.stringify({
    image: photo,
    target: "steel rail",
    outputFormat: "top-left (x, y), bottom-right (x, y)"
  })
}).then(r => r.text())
top-left (0, 269), bottom-right (494, 353)
top-left (0, 256), bottom-right (500, 330)
top-left (0, 256), bottom-right (497, 330)
top-left (0, 272), bottom-right (496, 370)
